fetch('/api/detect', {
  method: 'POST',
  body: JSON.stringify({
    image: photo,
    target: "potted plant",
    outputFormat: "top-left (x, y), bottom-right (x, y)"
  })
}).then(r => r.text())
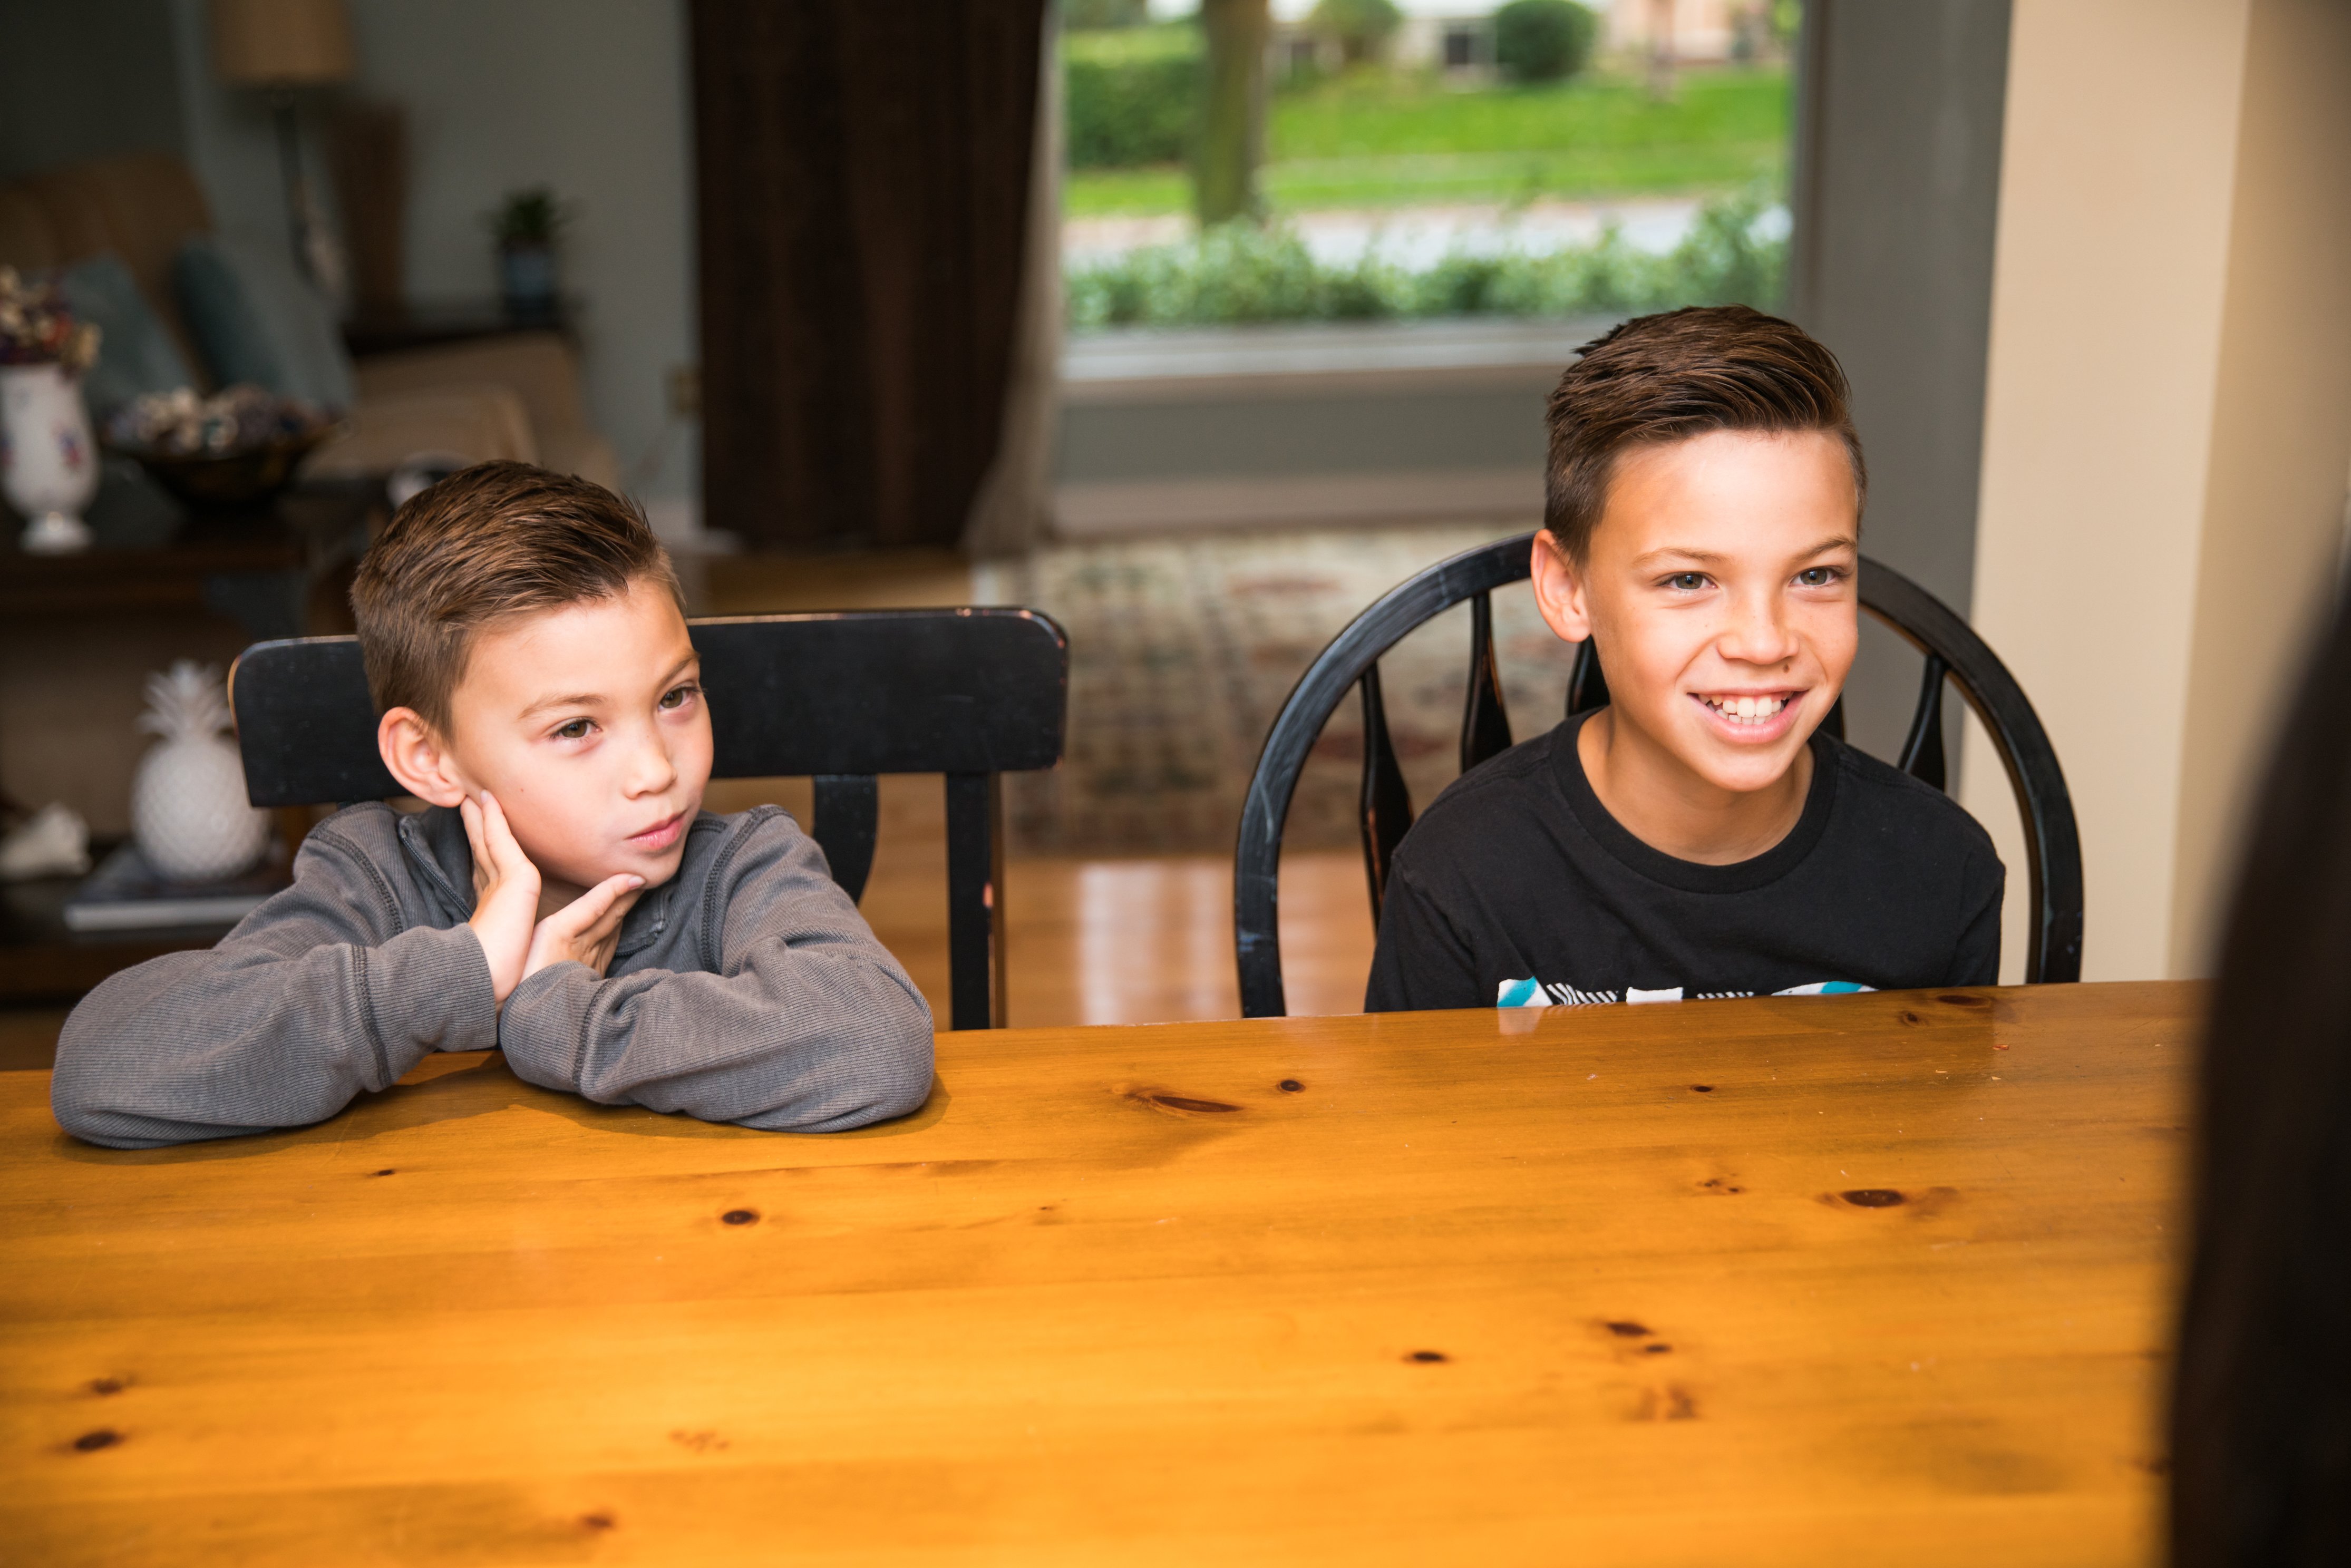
top-left (487, 186), bottom-right (570, 325)
top-left (0, 266), bottom-right (102, 554)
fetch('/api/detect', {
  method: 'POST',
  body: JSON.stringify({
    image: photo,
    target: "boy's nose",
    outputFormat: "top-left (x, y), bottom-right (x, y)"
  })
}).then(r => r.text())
top-left (623, 727), bottom-right (680, 796)
top-left (1717, 596), bottom-right (1800, 666)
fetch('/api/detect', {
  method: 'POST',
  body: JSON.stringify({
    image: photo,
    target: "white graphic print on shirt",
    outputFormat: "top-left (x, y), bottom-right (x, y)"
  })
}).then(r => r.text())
top-left (1496, 977), bottom-right (1873, 1008)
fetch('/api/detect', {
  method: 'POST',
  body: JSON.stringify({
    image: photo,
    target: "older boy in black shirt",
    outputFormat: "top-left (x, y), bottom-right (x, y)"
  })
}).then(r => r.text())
top-left (1366, 307), bottom-right (2002, 1012)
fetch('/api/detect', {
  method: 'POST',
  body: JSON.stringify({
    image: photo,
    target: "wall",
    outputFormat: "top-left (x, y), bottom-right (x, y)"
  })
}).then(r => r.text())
top-left (168, 0), bottom-right (700, 506)
top-left (1963, 0), bottom-right (2351, 980)
top-left (1785, 0), bottom-right (2010, 763)
top-left (0, 0), bottom-right (185, 182)
top-left (2168, 0), bottom-right (2351, 972)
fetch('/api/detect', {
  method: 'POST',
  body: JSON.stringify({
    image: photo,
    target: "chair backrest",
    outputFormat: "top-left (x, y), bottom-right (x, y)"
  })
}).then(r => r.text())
top-left (1232, 532), bottom-right (2083, 1017)
top-left (228, 608), bottom-right (1069, 1030)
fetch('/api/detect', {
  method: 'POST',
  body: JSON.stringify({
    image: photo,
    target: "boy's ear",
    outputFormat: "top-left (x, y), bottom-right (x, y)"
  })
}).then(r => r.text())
top-left (1529, 530), bottom-right (1595, 645)
top-left (377, 708), bottom-right (469, 807)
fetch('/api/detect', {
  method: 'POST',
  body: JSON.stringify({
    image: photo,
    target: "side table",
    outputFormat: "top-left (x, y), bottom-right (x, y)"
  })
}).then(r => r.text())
top-left (0, 478), bottom-right (380, 643)
top-left (0, 480), bottom-right (382, 1002)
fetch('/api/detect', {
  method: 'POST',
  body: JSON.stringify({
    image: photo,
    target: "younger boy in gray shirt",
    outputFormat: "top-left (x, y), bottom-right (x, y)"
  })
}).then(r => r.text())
top-left (54, 462), bottom-right (934, 1148)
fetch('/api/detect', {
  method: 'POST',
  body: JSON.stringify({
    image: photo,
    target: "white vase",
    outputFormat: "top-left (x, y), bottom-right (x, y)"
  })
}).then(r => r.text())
top-left (131, 661), bottom-right (270, 883)
top-left (1, 362), bottom-right (99, 555)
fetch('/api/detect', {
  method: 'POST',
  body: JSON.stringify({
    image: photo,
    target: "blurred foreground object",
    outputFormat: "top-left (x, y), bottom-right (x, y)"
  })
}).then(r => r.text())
top-left (2172, 588), bottom-right (2351, 1563)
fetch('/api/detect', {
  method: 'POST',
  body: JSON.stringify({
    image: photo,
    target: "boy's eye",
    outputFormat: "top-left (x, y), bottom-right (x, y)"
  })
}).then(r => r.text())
top-left (556, 718), bottom-right (592, 741)
top-left (1795, 566), bottom-right (1842, 587)
top-left (1666, 572), bottom-right (1709, 591)
top-left (659, 683), bottom-right (700, 711)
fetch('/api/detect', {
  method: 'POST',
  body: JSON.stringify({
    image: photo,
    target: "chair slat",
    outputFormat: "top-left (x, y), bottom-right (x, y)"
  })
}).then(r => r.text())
top-left (811, 774), bottom-right (879, 903)
top-left (943, 772), bottom-right (1005, 1030)
top-left (1897, 654), bottom-right (1950, 790)
top-left (1358, 662), bottom-right (1415, 922)
top-left (1460, 591), bottom-right (1514, 772)
top-left (1566, 638), bottom-right (1610, 717)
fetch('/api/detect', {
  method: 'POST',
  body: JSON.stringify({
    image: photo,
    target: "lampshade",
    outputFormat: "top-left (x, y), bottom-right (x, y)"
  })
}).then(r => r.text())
top-left (210, 0), bottom-right (355, 87)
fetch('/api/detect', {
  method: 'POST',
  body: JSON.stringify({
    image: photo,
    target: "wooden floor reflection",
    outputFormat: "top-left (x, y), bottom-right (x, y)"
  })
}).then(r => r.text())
top-left (705, 773), bottom-right (1375, 1028)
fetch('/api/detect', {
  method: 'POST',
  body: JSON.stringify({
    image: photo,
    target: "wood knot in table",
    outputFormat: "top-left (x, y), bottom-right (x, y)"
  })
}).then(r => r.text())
top-left (1822, 1185), bottom-right (1960, 1214)
top-left (1120, 1085), bottom-right (1242, 1117)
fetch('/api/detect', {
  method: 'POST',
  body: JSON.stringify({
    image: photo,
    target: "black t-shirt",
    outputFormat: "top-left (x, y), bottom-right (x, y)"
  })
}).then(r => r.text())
top-left (1364, 712), bottom-right (2004, 1011)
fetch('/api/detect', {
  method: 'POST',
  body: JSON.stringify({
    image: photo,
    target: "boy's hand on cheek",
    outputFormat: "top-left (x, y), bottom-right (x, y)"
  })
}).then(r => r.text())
top-left (523, 874), bottom-right (645, 982)
top-left (461, 791), bottom-right (541, 1007)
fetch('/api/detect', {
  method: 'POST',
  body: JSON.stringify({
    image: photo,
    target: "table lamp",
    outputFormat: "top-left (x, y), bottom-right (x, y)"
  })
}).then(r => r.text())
top-left (209, 0), bottom-right (355, 289)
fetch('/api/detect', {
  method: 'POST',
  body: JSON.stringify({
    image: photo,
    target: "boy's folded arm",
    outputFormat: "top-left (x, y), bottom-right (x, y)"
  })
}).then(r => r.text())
top-left (51, 826), bottom-right (499, 1149)
top-left (497, 814), bottom-right (935, 1132)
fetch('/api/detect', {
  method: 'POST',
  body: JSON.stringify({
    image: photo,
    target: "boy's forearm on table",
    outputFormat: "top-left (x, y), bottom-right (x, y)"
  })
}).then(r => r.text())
top-left (51, 924), bottom-right (499, 1148)
top-left (496, 941), bottom-right (936, 1131)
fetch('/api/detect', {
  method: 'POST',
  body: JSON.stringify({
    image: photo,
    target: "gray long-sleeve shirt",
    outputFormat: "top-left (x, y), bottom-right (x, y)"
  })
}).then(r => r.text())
top-left (52, 802), bottom-right (935, 1148)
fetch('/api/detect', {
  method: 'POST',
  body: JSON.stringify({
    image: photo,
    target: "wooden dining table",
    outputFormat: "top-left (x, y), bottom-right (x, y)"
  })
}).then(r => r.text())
top-left (2, 980), bottom-right (2195, 1566)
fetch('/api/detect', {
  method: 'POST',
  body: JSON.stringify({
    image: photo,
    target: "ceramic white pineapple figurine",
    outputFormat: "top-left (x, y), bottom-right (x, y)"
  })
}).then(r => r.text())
top-left (131, 661), bottom-right (269, 883)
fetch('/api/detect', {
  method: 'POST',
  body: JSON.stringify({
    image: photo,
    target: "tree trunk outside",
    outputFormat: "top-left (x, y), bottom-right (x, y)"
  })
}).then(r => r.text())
top-left (1194, 0), bottom-right (1269, 227)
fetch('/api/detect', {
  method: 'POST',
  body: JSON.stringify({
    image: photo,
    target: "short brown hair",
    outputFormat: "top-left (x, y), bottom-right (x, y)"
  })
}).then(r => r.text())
top-left (1542, 305), bottom-right (1866, 562)
top-left (351, 461), bottom-right (681, 730)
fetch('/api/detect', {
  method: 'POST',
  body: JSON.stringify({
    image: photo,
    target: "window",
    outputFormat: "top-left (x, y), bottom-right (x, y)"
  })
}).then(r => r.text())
top-left (1063, 1), bottom-right (1798, 334)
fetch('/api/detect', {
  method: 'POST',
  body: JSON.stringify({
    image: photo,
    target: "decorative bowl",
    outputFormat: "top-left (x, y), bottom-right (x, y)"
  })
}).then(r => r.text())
top-left (104, 387), bottom-right (344, 512)
top-left (119, 427), bottom-right (343, 510)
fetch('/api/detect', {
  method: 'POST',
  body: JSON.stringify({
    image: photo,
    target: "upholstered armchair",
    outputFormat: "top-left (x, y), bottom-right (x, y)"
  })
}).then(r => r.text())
top-left (0, 151), bottom-right (619, 490)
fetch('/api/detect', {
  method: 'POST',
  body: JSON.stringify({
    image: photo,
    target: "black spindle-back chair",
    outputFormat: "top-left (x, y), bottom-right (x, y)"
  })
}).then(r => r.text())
top-left (1232, 533), bottom-right (2082, 1016)
top-left (228, 609), bottom-right (1068, 1030)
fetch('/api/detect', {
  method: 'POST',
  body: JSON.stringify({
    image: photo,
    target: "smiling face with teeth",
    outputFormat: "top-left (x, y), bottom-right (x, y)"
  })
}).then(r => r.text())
top-left (1531, 427), bottom-right (1861, 864)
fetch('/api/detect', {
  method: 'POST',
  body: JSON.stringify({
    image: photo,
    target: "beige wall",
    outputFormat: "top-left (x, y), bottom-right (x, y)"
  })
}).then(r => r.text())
top-left (1962, 0), bottom-right (2351, 981)
top-left (2169, 0), bottom-right (2351, 973)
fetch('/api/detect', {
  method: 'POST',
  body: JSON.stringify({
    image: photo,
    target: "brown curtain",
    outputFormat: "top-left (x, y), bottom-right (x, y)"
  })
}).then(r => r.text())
top-left (691, 0), bottom-right (1051, 551)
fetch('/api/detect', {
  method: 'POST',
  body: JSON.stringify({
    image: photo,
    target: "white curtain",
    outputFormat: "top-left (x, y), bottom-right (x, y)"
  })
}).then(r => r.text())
top-left (963, 12), bottom-right (1064, 558)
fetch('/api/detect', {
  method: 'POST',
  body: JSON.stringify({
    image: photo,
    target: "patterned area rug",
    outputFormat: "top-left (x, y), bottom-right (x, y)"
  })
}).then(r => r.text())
top-left (977, 522), bottom-right (1578, 855)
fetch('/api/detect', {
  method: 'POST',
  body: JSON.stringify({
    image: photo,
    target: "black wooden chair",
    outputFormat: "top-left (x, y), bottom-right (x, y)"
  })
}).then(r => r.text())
top-left (228, 609), bottom-right (1068, 1030)
top-left (1232, 532), bottom-right (2082, 1016)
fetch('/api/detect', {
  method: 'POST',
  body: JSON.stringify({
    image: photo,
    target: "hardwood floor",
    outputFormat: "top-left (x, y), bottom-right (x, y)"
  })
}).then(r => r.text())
top-left (707, 773), bottom-right (1376, 1029)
